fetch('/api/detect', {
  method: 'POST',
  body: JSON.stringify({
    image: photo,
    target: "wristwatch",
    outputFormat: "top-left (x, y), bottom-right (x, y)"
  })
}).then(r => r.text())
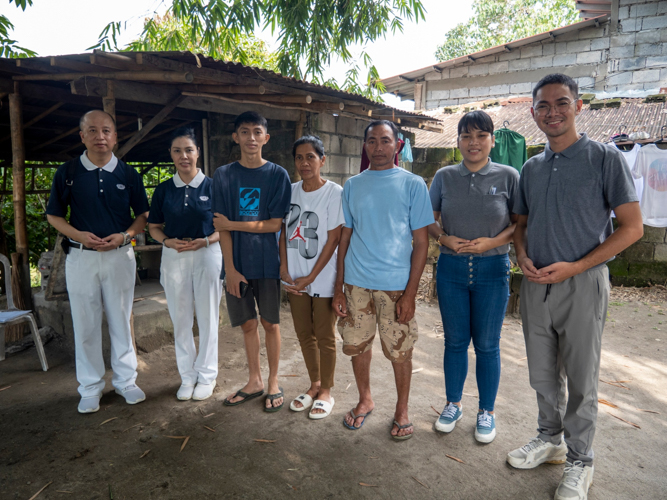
top-left (121, 231), bottom-right (130, 246)
top-left (437, 233), bottom-right (447, 245)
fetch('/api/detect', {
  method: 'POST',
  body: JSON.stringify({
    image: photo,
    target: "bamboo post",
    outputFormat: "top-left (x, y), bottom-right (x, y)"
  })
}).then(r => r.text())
top-left (9, 83), bottom-right (32, 311)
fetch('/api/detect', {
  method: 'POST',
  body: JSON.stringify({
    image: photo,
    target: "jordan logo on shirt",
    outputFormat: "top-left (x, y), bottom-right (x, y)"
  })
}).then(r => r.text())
top-left (286, 203), bottom-right (319, 259)
top-left (289, 220), bottom-right (307, 243)
top-left (239, 187), bottom-right (260, 216)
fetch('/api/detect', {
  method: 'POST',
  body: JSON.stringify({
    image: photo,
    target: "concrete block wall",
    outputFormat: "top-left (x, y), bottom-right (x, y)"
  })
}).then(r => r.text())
top-left (310, 113), bottom-right (366, 186)
top-left (608, 225), bottom-right (667, 286)
top-left (421, 0), bottom-right (667, 109)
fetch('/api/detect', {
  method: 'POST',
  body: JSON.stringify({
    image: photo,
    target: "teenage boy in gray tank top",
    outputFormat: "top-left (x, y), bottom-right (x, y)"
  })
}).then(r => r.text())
top-left (507, 74), bottom-right (643, 500)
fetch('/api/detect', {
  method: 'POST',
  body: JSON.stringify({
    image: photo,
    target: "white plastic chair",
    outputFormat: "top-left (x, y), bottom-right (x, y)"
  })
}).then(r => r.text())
top-left (0, 254), bottom-right (48, 371)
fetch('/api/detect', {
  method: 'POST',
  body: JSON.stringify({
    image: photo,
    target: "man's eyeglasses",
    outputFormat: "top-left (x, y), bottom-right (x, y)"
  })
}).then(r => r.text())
top-left (533, 100), bottom-right (576, 116)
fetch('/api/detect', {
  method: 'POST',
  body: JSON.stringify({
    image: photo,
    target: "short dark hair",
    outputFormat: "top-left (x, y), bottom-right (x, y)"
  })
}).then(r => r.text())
top-left (364, 120), bottom-right (399, 142)
top-left (532, 73), bottom-right (579, 100)
top-left (234, 111), bottom-right (268, 132)
top-left (79, 109), bottom-right (116, 131)
top-left (457, 110), bottom-right (494, 136)
top-left (293, 135), bottom-right (325, 158)
top-left (170, 126), bottom-right (198, 147)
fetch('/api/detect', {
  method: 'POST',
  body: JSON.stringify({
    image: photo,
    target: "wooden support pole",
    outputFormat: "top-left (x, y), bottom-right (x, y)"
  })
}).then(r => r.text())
top-left (8, 83), bottom-right (32, 310)
top-left (14, 71), bottom-right (194, 83)
top-left (116, 94), bottom-right (186, 159)
top-left (202, 118), bottom-right (210, 177)
top-left (102, 80), bottom-right (115, 122)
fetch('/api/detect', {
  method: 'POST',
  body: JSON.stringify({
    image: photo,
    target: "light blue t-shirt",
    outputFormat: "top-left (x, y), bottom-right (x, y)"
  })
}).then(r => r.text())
top-left (342, 167), bottom-right (434, 291)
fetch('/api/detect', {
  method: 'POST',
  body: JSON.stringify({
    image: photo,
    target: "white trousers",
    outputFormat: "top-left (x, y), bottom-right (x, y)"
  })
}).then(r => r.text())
top-left (66, 245), bottom-right (138, 398)
top-left (160, 243), bottom-right (222, 385)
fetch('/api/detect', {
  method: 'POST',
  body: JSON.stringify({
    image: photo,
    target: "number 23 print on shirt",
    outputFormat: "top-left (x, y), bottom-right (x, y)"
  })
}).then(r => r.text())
top-left (287, 204), bottom-right (318, 259)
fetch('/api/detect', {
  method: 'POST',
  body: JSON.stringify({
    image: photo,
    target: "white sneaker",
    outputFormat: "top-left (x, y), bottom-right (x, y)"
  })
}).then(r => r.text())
top-left (177, 384), bottom-right (195, 401)
top-left (554, 461), bottom-right (594, 500)
top-left (434, 402), bottom-right (462, 433)
top-left (78, 395), bottom-right (101, 414)
top-left (115, 384), bottom-right (146, 405)
top-left (192, 381), bottom-right (216, 401)
top-left (507, 437), bottom-right (567, 469)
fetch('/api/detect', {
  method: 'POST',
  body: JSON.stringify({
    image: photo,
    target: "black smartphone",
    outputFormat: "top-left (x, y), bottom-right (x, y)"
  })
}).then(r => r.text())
top-left (239, 281), bottom-right (249, 298)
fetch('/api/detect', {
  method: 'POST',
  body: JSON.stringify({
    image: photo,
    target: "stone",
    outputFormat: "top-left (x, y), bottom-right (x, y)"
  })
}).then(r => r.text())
top-left (567, 40), bottom-right (592, 53)
top-left (509, 82), bottom-right (533, 94)
top-left (633, 68), bottom-right (662, 82)
top-left (498, 50), bottom-right (521, 61)
top-left (509, 58), bottom-right (531, 71)
top-left (425, 71), bottom-right (443, 81)
top-left (555, 42), bottom-right (569, 54)
top-left (607, 71), bottom-right (634, 85)
top-left (469, 86), bottom-right (491, 97)
top-left (627, 261), bottom-right (667, 280)
top-left (328, 136), bottom-right (341, 154)
top-left (632, 2), bottom-right (659, 17)
top-left (489, 61), bottom-right (509, 74)
top-left (315, 113), bottom-right (336, 134)
top-left (591, 37), bottom-right (610, 50)
top-left (620, 18), bottom-right (639, 32)
top-left (489, 84), bottom-right (510, 95)
top-left (531, 56), bottom-right (554, 69)
top-left (341, 137), bottom-right (361, 156)
top-left (336, 116), bottom-right (357, 137)
top-left (618, 6), bottom-right (631, 19)
top-left (610, 33), bottom-right (636, 47)
top-left (553, 54), bottom-right (577, 66)
top-left (438, 99), bottom-right (459, 106)
top-left (620, 57), bottom-right (647, 70)
top-left (327, 155), bottom-right (350, 175)
top-left (659, 0), bottom-right (667, 14)
top-left (654, 245), bottom-right (667, 262)
top-left (636, 30), bottom-right (663, 44)
top-left (577, 51), bottom-right (603, 64)
top-left (319, 133), bottom-right (331, 153)
top-left (451, 88), bottom-right (469, 98)
top-left (578, 27), bottom-right (606, 39)
top-left (541, 43), bottom-right (556, 56)
top-left (635, 43), bottom-right (663, 56)
top-left (428, 90), bottom-right (450, 100)
top-left (647, 55), bottom-right (667, 67)
top-left (577, 76), bottom-right (595, 88)
top-left (642, 15), bottom-right (667, 30)
top-left (449, 66), bottom-right (468, 78)
top-left (607, 257), bottom-right (630, 276)
top-left (641, 226), bottom-right (667, 243)
top-left (610, 45), bottom-right (637, 59)
top-left (621, 241), bottom-right (655, 262)
top-left (520, 45), bottom-right (543, 58)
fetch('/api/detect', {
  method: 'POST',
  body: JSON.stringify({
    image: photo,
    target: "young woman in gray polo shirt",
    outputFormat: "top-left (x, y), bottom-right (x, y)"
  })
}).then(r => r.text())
top-left (428, 110), bottom-right (519, 443)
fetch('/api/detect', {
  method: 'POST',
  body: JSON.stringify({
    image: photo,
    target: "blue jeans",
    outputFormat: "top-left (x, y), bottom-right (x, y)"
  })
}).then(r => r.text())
top-left (436, 253), bottom-right (510, 411)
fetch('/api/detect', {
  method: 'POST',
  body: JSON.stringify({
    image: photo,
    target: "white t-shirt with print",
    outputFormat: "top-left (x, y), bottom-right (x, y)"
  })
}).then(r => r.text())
top-left (632, 144), bottom-right (667, 227)
top-left (285, 180), bottom-right (345, 297)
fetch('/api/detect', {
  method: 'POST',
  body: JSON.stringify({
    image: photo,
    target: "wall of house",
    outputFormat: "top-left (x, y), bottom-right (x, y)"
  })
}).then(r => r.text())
top-left (420, 0), bottom-right (667, 110)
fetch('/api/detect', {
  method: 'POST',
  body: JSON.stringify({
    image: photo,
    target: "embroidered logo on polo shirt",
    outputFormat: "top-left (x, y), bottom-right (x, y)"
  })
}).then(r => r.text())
top-left (199, 195), bottom-right (209, 201)
top-left (239, 187), bottom-right (260, 216)
top-left (116, 184), bottom-right (126, 190)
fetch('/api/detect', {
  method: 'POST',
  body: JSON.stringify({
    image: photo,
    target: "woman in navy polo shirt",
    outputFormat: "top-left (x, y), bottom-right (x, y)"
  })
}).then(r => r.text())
top-left (428, 111), bottom-right (519, 444)
top-left (148, 127), bottom-right (222, 401)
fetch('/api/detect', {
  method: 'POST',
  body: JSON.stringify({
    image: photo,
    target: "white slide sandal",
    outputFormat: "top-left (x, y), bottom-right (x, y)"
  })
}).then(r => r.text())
top-left (289, 393), bottom-right (314, 412)
top-left (308, 397), bottom-right (335, 420)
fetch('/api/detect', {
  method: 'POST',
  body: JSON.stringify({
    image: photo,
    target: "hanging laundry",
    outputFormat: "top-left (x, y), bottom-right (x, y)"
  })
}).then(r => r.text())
top-left (632, 144), bottom-right (667, 227)
top-left (400, 137), bottom-right (413, 163)
top-left (490, 128), bottom-right (527, 172)
top-left (612, 143), bottom-right (643, 218)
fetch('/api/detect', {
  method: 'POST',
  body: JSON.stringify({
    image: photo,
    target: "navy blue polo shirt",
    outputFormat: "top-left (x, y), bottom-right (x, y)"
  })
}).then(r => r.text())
top-left (46, 152), bottom-right (149, 239)
top-left (211, 161), bottom-right (291, 280)
top-left (148, 170), bottom-right (215, 239)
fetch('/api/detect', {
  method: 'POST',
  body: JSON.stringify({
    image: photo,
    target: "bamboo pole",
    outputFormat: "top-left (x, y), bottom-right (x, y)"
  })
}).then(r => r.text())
top-left (180, 84), bottom-right (266, 94)
top-left (14, 71), bottom-right (194, 83)
top-left (8, 84), bottom-right (32, 310)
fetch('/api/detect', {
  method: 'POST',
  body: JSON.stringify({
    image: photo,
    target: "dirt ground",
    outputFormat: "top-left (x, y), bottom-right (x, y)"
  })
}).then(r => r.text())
top-left (1, 287), bottom-right (666, 500)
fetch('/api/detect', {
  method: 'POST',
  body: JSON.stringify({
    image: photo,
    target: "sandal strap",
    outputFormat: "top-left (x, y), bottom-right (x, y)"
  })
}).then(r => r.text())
top-left (393, 420), bottom-right (414, 430)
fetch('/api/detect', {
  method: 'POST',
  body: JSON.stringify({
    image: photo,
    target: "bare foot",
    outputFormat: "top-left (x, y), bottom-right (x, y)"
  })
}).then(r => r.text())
top-left (224, 381), bottom-right (264, 405)
top-left (343, 400), bottom-right (374, 428)
top-left (265, 379), bottom-right (283, 409)
top-left (292, 383), bottom-right (320, 410)
top-left (391, 410), bottom-right (413, 438)
top-left (310, 388), bottom-right (332, 415)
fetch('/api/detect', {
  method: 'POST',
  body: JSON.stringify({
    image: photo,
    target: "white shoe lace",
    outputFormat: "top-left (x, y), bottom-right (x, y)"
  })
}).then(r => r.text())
top-left (521, 437), bottom-right (547, 453)
top-left (561, 461), bottom-right (586, 488)
top-left (477, 411), bottom-right (493, 428)
top-left (442, 403), bottom-right (459, 420)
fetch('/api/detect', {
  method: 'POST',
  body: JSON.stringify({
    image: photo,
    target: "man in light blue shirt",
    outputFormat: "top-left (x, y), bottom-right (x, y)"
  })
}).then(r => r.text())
top-left (332, 120), bottom-right (433, 440)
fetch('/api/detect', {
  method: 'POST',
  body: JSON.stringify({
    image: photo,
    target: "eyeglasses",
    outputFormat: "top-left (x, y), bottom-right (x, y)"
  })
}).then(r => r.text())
top-left (533, 100), bottom-right (576, 116)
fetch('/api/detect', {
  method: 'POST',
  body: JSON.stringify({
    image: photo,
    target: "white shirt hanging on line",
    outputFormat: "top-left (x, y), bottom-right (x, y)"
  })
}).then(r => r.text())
top-left (632, 144), bottom-right (667, 227)
top-left (612, 143), bottom-right (643, 218)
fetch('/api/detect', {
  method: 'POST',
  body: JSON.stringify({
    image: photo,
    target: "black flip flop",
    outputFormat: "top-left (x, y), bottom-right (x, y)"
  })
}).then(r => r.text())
top-left (223, 389), bottom-right (264, 406)
top-left (343, 409), bottom-right (373, 430)
top-left (264, 387), bottom-right (284, 413)
top-left (391, 420), bottom-right (414, 441)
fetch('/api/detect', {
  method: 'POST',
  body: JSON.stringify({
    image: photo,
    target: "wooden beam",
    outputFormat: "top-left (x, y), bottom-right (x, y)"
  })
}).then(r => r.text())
top-left (33, 125), bottom-right (80, 151)
top-left (0, 102), bottom-right (63, 143)
top-left (227, 94), bottom-right (313, 104)
top-left (90, 51), bottom-right (148, 72)
top-left (51, 56), bottom-right (114, 74)
top-left (8, 84), bottom-right (32, 309)
top-left (116, 95), bottom-right (186, 159)
top-left (180, 84), bottom-right (266, 94)
top-left (103, 80), bottom-right (115, 121)
top-left (14, 71), bottom-right (194, 83)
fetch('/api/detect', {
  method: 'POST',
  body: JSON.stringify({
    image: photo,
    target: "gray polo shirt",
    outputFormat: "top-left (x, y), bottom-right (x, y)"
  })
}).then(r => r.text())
top-left (513, 133), bottom-right (638, 269)
top-left (429, 160), bottom-right (520, 256)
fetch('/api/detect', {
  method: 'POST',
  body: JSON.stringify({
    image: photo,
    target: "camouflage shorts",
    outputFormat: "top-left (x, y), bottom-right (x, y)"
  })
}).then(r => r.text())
top-left (337, 284), bottom-right (418, 363)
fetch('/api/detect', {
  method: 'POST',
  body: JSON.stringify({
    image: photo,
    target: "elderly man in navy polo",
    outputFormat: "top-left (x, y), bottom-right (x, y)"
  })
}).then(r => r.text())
top-left (46, 110), bottom-right (150, 414)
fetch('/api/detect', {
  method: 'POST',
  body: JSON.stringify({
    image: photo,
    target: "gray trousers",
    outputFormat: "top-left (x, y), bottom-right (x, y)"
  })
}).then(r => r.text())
top-left (520, 265), bottom-right (609, 465)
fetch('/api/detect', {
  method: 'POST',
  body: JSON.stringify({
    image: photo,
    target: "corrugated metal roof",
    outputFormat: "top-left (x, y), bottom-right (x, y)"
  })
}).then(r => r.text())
top-left (380, 15), bottom-right (609, 98)
top-left (413, 99), bottom-right (667, 148)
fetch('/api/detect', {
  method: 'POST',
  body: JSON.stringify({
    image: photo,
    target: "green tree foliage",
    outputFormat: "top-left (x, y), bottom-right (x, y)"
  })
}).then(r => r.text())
top-left (0, 0), bottom-right (37, 57)
top-left (435, 0), bottom-right (579, 61)
top-left (124, 13), bottom-right (280, 72)
top-left (92, 0), bottom-right (426, 100)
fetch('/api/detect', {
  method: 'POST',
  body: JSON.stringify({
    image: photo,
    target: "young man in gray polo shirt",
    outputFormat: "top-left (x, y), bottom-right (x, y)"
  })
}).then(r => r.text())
top-left (508, 74), bottom-right (643, 500)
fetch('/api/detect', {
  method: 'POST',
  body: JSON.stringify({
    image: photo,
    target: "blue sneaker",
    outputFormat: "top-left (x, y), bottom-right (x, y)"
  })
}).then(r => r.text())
top-left (434, 402), bottom-right (462, 433)
top-left (475, 410), bottom-right (496, 443)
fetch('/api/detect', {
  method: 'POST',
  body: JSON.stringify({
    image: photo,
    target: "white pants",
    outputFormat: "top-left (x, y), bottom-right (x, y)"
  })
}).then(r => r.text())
top-left (66, 245), bottom-right (138, 398)
top-left (160, 243), bottom-right (222, 385)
